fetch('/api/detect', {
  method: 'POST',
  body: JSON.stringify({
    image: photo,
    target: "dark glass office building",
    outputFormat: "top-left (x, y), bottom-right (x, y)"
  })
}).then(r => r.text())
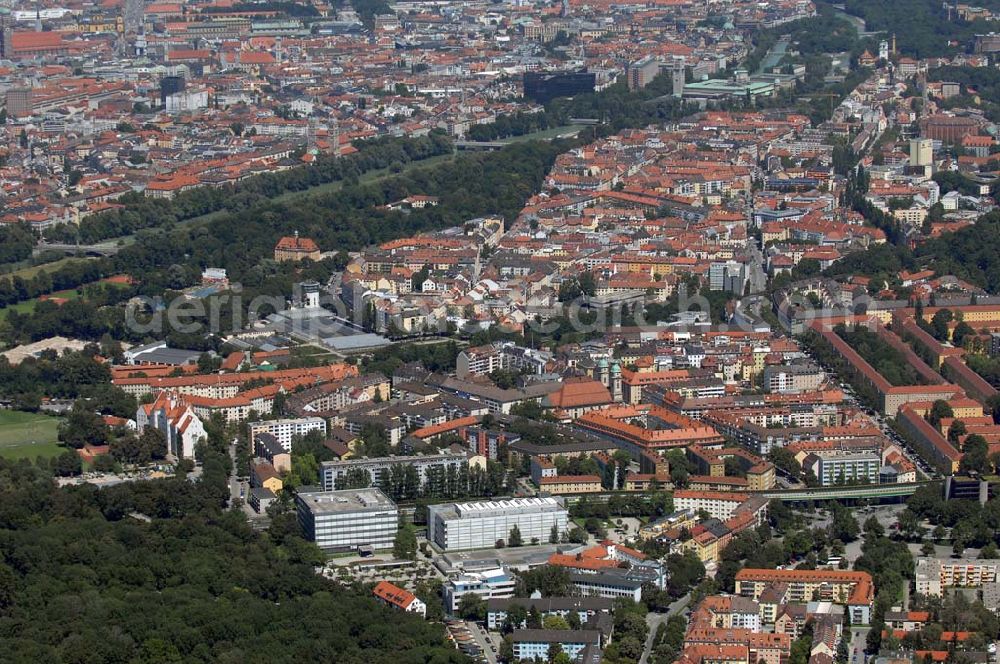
top-left (523, 70), bottom-right (596, 103)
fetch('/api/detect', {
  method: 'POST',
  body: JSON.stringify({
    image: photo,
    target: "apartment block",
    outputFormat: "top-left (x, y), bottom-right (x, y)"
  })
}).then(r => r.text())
top-left (373, 580), bottom-right (427, 618)
top-left (249, 416), bottom-right (327, 452)
top-left (735, 569), bottom-right (873, 624)
top-left (456, 344), bottom-right (505, 378)
top-left (319, 450), bottom-right (467, 492)
top-left (763, 363), bottom-right (825, 394)
top-left (569, 568), bottom-right (647, 602)
top-left (915, 557), bottom-right (1000, 596)
top-left (538, 475), bottom-right (603, 494)
top-left (673, 490), bottom-right (768, 523)
top-left (486, 596), bottom-right (613, 631)
top-left (512, 630), bottom-right (601, 662)
top-left (253, 432), bottom-right (291, 473)
top-left (803, 452), bottom-right (880, 486)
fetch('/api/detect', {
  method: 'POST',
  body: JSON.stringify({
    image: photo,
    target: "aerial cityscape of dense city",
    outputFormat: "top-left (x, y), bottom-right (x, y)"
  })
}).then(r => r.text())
top-left (2, 0), bottom-right (1000, 661)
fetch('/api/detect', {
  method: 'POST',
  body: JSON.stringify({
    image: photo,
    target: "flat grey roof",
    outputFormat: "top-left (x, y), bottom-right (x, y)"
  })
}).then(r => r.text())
top-left (512, 629), bottom-right (601, 644)
top-left (322, 333), bottom-right (392, 351)
top-left (133, 348), bottom-right (201, 365)
top-left (296, 488), bottom-right (397, 514)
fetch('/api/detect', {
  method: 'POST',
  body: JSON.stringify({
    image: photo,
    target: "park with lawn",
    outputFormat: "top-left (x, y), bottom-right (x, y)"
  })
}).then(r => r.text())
top-left (0, 409), bottom-right (66, 459)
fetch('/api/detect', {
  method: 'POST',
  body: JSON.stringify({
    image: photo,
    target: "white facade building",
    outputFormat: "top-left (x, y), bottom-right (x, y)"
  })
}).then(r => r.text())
top-left (673, 491), bottom-right (748, 521)
top-left (296, 488), bottom-right (398, 551)
top-left (249, 417), bottom-right (327, 452)
top-left (807, 453), bottom-right (881, 486)
top-left (443, 567), bottom-right (516, 612)
top-left (427, 497), bottom-right (569, 551)
top-left (512, 630), bottom-right (601, 662)
top-left (165, 88), bottom-right (209, 113)
top-left (136, 391), bottom-right (206, 460)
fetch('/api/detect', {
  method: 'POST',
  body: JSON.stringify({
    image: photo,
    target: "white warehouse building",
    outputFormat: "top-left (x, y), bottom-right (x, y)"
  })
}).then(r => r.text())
top-left (427, 497), bottom-right (569, 551)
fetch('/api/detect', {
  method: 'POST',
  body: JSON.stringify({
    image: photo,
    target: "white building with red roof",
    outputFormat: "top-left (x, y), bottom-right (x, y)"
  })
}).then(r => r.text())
top-left (372, 580), bottom-right (426, 618)
top-left (136, 391), bottom-right (206, 461)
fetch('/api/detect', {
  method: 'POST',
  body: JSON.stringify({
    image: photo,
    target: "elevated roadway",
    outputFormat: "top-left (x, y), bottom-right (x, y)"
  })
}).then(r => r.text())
top-left (555, 481), bottom-right (938, 505)
top-left (34, 241), bottom-right (121, 256)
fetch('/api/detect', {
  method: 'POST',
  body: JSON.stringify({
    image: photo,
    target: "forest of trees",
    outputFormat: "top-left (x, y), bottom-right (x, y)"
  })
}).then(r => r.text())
top-left (822, 210), bottom-right (1000, 301)
top-left (0, 341), bottom-right (137, 412)
top-left (466, 111), bottom-right (561, 142)
top-left (843, 0), bottom-right (999, 58)
top-left (933, 170), bottom-right (987, 197)
top-left (0, 225), bottom-right (36, 265)
top-left (835, 324), bottom-right (926, 386)
top-left (913, 210), bottom-right (1000, 292)
top-left (0, 258), bottom-right (123, 309)
top-left (44, 133), bottom-right (455, 246)
top-left (0, 134), bottom-right (456, 312)
top-left (0, 420), bottom-right (466, 663)
top-left (907, 484), bottom-right (1000, 552)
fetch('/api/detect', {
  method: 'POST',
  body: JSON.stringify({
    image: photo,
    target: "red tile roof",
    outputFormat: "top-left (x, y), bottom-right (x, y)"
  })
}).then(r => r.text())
top-left (372, 580), bottom-right (417, 611)
top-left (275, 235), bottom-right (319, 252)
top-left (11, 31), bottom-right (64, 51)
top-left (411, 415), bottom-right (480, 439)
top-left (545, 377), bottom-right (612, 409)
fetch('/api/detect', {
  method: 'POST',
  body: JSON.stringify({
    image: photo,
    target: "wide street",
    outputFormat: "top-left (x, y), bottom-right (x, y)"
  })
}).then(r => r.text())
top-left (849, 626), bottom-right (870, 664)
top-left (228, 438), bottom-right (249, 509)
top-left (466, 620), bottom-right (498, 664)
top-left (639, 591), bottom-right (691, 664)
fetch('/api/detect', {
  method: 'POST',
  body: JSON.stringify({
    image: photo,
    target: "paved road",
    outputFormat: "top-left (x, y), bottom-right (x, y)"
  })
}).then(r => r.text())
top-left (468, 621), bottom-right (498, 664)
top-left (849, 626), bottom-right (870, 664)
top-left (227, 437), bottom-right (247, 508)
top-left (747, 242), bottom-right (767, 295)
top-left (639, 592), bottom-right (691, 664)
top-left (516, 477), bottom-right (538, 497)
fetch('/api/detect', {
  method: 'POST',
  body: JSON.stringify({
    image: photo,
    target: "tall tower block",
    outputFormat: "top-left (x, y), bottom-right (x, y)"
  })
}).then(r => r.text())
top-left (671, 57), bottom-right (686, 97)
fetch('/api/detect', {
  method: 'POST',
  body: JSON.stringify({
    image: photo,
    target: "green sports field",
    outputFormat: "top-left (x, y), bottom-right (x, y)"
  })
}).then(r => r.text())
top-left (0, 410), bottom-right (66, 459)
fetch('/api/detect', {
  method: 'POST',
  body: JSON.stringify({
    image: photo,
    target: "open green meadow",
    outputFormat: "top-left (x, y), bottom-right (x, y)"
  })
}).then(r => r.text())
top-left (0, 410), bottom-right (66, 459)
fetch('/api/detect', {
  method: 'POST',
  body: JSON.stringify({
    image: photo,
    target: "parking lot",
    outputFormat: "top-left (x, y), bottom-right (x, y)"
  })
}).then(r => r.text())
top-left (446, 619), bottom-right (496, 664)
top-left (799, 503), bottom-right (907, 564)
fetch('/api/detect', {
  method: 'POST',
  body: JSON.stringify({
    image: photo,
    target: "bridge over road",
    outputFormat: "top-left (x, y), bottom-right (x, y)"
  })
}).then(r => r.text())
top-left (549, 481), bottom-right (940, 506)
top-left (760, 481), bottom-right (939, 502)
top-left (34, 241), bottom-right (122, 257)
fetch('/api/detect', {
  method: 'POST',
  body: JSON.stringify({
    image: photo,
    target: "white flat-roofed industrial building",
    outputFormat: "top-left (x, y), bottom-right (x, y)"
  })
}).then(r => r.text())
top-left (296, 488), bottom-right (398, 551)
top-left (427, 497), bottom-right (569, 551)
